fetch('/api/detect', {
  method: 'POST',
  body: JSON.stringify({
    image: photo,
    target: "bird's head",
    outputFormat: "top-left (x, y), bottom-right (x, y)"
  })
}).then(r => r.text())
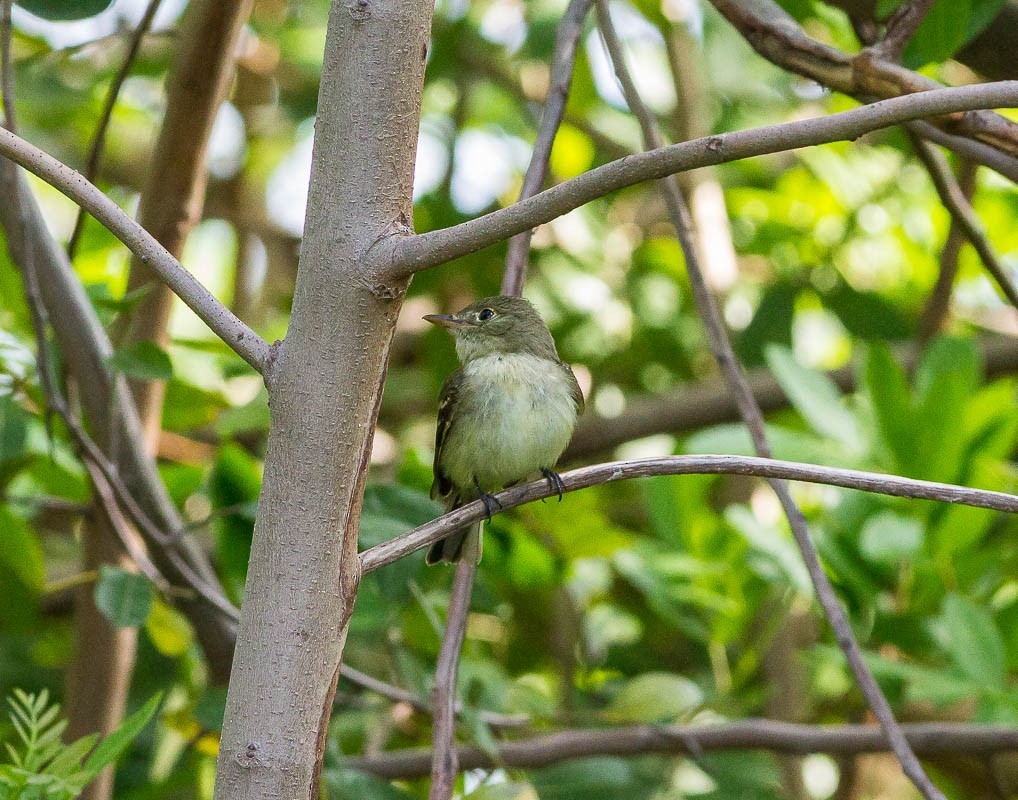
top-left (424, 295), bottom-right (558, 363)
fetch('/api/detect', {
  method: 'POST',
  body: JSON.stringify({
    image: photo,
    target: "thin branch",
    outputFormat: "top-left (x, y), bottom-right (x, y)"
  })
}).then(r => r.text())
top-left (344, 721), bottom-right (1018, 780)
top-left (360, 454), bottom-right (1018, 574)
top-left (338, 664), bottom-right (529, 730)
top-left (707, 0), bottom-right (1018, 159)
top-left (906, 119), bottom-right (1018, 184)
top-left (910, 135), bottom-right (1018, 311)
top-left (66, 0), bottom-right (164, 261)
top-left (597, 5), bottom-right (942, 797)
top-left (915, 159), bottom-right (978, 350)
top-left (428, 558), bottom-right (477, 800)
top-left (501, 0), bottom-right (592, 296)
top-left (873, 0), bottom-right (937, 61)
top-left (0, 126), bottom-right (270, 372)
top-left (381, 82), bottom-right (1018, 278)
top-left (0, 0), bottom-right (14, 132)
top-left (2, 494), bottom-right (90, 515)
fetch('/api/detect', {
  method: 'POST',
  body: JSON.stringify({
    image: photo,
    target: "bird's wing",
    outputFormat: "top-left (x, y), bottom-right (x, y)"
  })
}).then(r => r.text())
top-left (430, 369), bottom-right (464, 502)
top-left (561, 362), bottom-right (585, 416)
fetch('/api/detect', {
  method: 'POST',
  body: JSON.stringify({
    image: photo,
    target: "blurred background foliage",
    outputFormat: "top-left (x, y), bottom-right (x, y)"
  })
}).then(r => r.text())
top-left (1, 0), bottom-right (1017, 798)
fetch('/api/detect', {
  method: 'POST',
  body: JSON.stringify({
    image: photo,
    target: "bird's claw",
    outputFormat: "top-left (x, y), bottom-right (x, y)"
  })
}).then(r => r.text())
top-left (473, 479), bottom-right (503, 519)
top-left (542, 468), bottom-right (565, 502)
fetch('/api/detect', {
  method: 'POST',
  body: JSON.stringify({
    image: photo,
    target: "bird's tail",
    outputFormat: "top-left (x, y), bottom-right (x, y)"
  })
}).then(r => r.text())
top-left (425, 518), bottom-right (483, 565)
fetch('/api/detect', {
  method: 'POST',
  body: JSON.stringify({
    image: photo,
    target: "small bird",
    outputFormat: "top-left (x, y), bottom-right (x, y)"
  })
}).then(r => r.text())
top-left (423, 295), bottom-right (584, 564)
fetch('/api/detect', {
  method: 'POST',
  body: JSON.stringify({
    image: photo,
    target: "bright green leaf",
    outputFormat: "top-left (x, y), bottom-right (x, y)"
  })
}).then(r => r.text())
top-left (939, 594), bottom-right (1006, 690)
top-left (764, 345), bottom-right (862, 448)
top-left (145, 597), bottom-right (194, 657)
top-left (106, 341), bottom-right (173, 381)
top-left (82, 693), bottom-right (162, 779)
top-left (16, 0), bottom-right (114, 20)
top-left (0, 508), bottom-right (45, 592)
top-left (607, 672), bottom-right (702, 723)
top-left (93, 566), bottom-right (152, 628)
top-left (858, 511), bottom-right (923, 564)
top-left (903, 0), bottom-right (971, 66)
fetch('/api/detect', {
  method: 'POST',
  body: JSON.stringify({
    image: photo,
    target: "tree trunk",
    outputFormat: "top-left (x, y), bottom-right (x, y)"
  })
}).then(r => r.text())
top-left (212, 2), bottom-right (432, 797)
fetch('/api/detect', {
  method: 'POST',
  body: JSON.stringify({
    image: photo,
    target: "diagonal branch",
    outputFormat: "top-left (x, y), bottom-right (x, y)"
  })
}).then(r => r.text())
top-left (359, 455), bottom-right (1018, 574)
top-left (501, 0), bottom-right (593, 296)
top-left (597, 4), bottom-right (942, 796)
top-left (707, 0), bottom-right (1018, 160)
top-left (344, 721), bottom-right (1018, 779)
top-left (910, 135), bottom-right (1018, 311)
top-left (0, 126), bottom-right (269, 372)
top-left (871, 0), bottom-right (937, 61)
top-left (380, 82), bottom-right (1018, 278)
top-left (66, 0), bottom-right (164, 261)
top-left (428, 560), bottom-right (477, 800)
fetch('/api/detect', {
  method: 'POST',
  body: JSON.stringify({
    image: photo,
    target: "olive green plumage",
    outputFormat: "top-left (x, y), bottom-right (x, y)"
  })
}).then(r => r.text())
top-left (424, 296), bottom-right (584, 564)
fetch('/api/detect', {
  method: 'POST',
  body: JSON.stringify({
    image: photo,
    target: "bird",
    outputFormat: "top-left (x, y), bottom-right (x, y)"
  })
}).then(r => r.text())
top-left (423, 295), bottom-right (584, 564)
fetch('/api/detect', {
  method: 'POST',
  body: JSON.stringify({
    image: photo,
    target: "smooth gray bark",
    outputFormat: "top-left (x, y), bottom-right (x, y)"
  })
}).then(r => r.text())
top-left (212, 1), bottom-right (433, 797)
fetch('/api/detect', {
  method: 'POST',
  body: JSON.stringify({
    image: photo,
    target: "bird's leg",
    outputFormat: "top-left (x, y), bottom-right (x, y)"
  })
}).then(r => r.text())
top-left (541, 468), bottom-right (565, 502)
top-left (473, 477), bottom-right (503, 519)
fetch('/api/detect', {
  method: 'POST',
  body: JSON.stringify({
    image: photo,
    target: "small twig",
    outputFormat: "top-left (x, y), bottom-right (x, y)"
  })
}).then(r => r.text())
top-left (428, 558), bottom-right (477, 800)
top-left (910, 135), bottom-right (1018, 311)
top-left (0, 0), bottom-right (14, 132)
top-left (0, 126), bottom-right (270, 372)
top-left (915, 159), bottom-right (978, 350)
top-left (2, 494), bottom-right (90, 515)
top-left (67, 0), bottom-right (164, 260)
top-left (359, 454), bottom-right (1018, 574)
top-left (339, 664), bottom-right (529, 730)
top-left (501, 0), bottom-right (592, 296)
top-left (873, 0), bottom-right (937, 61)
top-left (344, 721), bottom-right (1018, 780)
top-left (595, 4), bottom-right (945, 798)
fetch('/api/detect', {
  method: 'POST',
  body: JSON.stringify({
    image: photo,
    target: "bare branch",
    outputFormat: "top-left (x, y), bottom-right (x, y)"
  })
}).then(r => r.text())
top-left (1, 0), bottom-right (14, 131)
top-left (707, 0), bottom-right (1018, 159)
top-left (501, 0), bottom-right (592, 296)
top-left (873, 0), bottom-right (937, 61)
top-left (600, 5), bottom-right (942, 795)
top-left (381, 82), bottom-right (1018, 278)
top-left (910, 135), bottom-right (1018, 311)
top-left (429, 560), bottom-right (477, 800)
top-left (907, 120), bottom-right (1018, 184)
top-left (915, 159), bottom-right (978, 349)
top-left (66, 0), bottom-right (164, 260)
top-left (0, 126), bottom-right (269, 372)
top-left (344, 721), bottom-right (1018, 780)
top-left (359, 454), bottom-right (1018, 574)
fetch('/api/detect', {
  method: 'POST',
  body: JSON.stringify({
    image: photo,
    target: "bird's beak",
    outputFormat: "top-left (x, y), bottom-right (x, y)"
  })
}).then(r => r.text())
top-left (423, 314), bottom-right (475, 329)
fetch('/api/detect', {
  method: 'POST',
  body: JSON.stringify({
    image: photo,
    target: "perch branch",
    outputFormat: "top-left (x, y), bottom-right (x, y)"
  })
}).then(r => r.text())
top-left (359, 455), bottom-right (1018, 574)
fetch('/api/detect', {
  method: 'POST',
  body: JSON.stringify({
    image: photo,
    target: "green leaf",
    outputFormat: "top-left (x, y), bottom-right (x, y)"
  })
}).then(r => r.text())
top-left (607, 672), bottom-right (702, 723)
top-left (875, 0), bottom-right (906, 19)
top-left (106, 341), bottom-right (173, 381)
top-left (903, 0), bottom-right (971, 67)
top-left (726, 506), bottom-right (813, 594)
top-left (764, 345), bottom-right (862, 448)
top-left (81, 693), bottom-right (161, 779)
top-left (16, 0), bottom-right (114, 20)
top-left (862, 344), bottom-right (916, 473)
top-left (0, 508), bottom-right (45, 592)
top-left (93, 566), bottom-right (152, 628)
top-left (858, 511), bottom-right (923, 564)
top-left (939, 594), bottom-right (1006, 690)
top-left (145, 598), bottom-right (193, 657)
top-left (43, 734), bottom-right (97, 778)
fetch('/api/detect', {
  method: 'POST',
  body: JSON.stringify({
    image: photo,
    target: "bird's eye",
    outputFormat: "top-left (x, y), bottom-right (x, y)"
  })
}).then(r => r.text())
top-left (478, 308), bottom-right (495, 321)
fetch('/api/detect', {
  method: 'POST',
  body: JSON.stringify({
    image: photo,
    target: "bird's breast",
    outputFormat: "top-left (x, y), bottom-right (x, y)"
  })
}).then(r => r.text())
top-left (442, 354), bottom-right (578, 492)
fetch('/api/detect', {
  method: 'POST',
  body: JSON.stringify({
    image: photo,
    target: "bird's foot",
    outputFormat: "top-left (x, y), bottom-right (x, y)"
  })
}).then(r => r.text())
top-left (473, 478), bottom-right (503, 519)
top-left (542, 468), bottom-right (565, 502)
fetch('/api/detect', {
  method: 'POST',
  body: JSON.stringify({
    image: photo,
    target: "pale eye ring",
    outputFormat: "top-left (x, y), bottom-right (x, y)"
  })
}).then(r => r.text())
top-left (478, 308), bottom-right (495, 321)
